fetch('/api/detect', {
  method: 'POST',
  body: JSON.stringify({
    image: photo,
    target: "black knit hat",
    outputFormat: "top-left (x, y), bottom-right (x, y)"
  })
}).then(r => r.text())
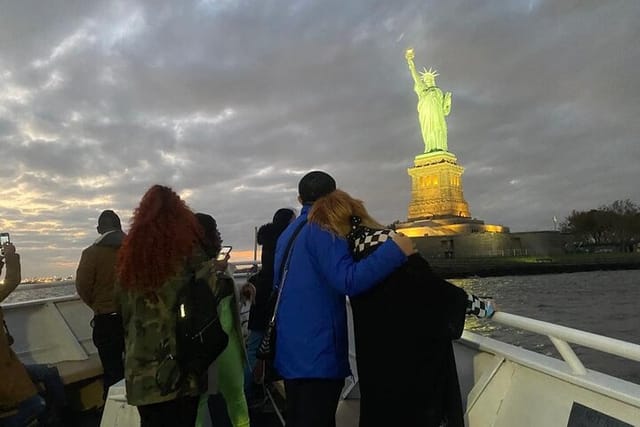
top-left (98, 210), bottom-right (121, 231)
top-left (298, 171), bottom-right (336, 203)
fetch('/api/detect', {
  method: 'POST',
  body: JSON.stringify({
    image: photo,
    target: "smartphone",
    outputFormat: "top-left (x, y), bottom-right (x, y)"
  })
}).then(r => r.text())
top-left (0, 233), bottom-right (10, 256)
top-left (217, 246), bottom-right (232, 261)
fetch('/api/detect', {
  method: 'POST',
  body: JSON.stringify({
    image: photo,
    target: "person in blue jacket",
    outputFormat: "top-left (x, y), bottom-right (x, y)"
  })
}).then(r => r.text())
top-left (273, 171), bottom-right (415, 427)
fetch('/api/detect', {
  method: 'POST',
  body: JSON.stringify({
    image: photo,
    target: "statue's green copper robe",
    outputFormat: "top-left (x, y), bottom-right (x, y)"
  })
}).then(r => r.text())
top-left (416, 85), bottom-right (450, 152)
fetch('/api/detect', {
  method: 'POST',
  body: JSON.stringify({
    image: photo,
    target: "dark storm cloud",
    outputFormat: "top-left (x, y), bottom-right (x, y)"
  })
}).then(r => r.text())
top-left (1, 0), bottom-right (639, 277)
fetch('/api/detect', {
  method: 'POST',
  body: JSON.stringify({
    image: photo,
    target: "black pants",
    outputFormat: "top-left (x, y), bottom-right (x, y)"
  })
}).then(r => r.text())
top-left (137, 396), bottom-right (199, 427)
top-left (92, 313), bottom-right (125, 399)
top-left (207, 393), bottom-right (232, 427)
top-left (284, 378), bottom-right (345, 427)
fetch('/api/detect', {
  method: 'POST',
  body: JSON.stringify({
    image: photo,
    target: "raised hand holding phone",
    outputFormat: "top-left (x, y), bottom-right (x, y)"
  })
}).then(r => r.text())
top-left (217, 245), bottom-right (232, 261)
top-left (213, 246), bottom-right (232, 273)
top-left (1, 233), bottom-right (11, 257)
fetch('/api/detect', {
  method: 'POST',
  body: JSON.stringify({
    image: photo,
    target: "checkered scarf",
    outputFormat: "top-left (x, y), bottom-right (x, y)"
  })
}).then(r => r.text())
top-left (466, 293), bottom-right (495, 318)
top-left (346, 216), bottom-right (397, 258)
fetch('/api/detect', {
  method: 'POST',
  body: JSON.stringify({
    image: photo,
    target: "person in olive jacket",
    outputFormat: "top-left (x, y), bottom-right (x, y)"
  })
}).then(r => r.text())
top-left (1, 242), bottom-right (46, 425)
top-left (76, 210), bottom-right (126, 399)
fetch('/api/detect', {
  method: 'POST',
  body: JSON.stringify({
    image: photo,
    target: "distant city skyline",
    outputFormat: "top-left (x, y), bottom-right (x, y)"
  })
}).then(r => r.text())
top-left (1, 1), bottom-right (639, 278)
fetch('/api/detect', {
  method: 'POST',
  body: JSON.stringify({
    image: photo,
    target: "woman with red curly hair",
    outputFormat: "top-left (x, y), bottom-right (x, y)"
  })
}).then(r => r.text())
top-left (117, 185), bottom-right (211, 427)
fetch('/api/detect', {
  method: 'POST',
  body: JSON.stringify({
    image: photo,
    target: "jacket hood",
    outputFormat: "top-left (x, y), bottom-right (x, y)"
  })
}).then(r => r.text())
top-left (94, 229), bottom-right (125, 248)
top-left (257, 223), bottom-right (276, 246)
top-left (257, 209), bottom-right (295, 246)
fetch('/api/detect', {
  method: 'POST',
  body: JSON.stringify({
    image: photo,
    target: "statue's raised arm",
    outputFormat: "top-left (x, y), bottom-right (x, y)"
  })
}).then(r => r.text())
top-left (405, 48), bottom-right (425, 93)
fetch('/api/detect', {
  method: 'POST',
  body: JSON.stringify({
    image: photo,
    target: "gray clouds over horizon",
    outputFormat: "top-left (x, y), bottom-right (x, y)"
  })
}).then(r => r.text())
top-left (1, 0), bottom-right (639, 278)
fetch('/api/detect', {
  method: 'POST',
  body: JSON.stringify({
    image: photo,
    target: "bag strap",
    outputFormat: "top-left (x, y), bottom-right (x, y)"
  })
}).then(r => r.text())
top-left (269, 219), bottom-right (307, 323)
top-left (276, 219), bottom-right (307, 285)
top-left (3, 319), bottom-right (14, 346)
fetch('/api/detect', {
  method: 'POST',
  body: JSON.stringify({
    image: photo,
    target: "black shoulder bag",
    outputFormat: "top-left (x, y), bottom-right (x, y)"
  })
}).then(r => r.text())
top-left (256, 219), bottom-right (307, 362)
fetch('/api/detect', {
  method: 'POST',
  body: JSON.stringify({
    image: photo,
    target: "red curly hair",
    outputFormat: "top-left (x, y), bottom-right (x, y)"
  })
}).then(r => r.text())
top-left (309, 189), bottom-right (384, 237)
top-left (117, 185), bottom-right (203, 291)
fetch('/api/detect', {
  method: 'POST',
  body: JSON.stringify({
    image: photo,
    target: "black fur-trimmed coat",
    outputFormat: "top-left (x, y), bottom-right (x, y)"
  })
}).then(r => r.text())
top-left (350, 253), bottom-right (468, 427)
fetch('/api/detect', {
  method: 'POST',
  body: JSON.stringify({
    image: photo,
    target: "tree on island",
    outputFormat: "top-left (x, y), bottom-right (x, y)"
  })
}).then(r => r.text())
top-left (561, 199), bottom-right (640, 252)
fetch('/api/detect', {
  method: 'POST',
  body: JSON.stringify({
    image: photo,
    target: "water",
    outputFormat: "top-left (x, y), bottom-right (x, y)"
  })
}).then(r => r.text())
top-left (451, 269), bottom-right (640, 384)
top-left (5, 281), bottom-right (77, 303)
top-left (6, 270), bottom-right (640, 383)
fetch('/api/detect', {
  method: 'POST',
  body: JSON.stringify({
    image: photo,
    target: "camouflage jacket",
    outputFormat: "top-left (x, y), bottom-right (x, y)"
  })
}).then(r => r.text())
top-left (119, 252), bottom-right (216, 406)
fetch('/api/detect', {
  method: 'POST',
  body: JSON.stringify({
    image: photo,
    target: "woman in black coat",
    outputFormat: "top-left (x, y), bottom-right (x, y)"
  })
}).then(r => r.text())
top-left (309, 189), bottom-right (495, 427)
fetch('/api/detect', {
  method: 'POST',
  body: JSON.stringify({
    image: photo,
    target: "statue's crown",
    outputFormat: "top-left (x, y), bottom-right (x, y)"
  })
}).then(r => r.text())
top-left (420, 67), bottom-right (439, 81)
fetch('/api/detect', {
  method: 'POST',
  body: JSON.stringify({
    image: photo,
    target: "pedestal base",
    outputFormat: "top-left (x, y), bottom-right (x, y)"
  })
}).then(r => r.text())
top-left (407, 151), bottom-right (471, 220)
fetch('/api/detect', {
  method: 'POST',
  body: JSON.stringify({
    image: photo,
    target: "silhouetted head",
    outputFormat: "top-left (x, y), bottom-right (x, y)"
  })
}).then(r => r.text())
top-left (298, 171), bottom-right (336, 204)
top-left (195, 212), bottom-right (222, 259)
top-left (272, 208), bottom-right (296, 228)
top-left (97, 210), bottom-right (122, 234)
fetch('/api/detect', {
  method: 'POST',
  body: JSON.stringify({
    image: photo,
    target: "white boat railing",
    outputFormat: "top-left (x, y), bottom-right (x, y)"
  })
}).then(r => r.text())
top-left (488, 312), bottom-right (640, 375)
top-left (7, 282), bottom-right (638, 374)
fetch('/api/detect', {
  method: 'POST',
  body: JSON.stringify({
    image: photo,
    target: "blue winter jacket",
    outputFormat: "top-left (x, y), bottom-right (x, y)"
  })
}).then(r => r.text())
top-left (273, 205), bottom-right (407, 379)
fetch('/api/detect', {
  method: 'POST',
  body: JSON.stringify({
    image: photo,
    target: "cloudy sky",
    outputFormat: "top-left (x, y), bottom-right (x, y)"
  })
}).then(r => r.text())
top-left (1, 0), bottom-right (639, 279)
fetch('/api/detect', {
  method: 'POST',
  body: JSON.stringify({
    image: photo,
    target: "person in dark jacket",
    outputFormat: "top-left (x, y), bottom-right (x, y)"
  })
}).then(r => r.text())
top-left (308, 189), bottom-right (496, 427)
top-left (273, 172), bottom-right (416, 427)
top-left (245, 207), bottom-right (295, 396)
top-left (76, 210), bottom-right (126, 399)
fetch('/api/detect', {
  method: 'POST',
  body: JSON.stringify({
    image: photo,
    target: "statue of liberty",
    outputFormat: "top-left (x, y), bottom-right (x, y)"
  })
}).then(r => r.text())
top-left (405, 48), bottom-right (452, 153)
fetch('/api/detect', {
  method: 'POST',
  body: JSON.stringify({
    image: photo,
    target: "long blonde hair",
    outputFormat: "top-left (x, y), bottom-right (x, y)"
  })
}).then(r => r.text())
top-left (308, 189), bottom-right (385, 237)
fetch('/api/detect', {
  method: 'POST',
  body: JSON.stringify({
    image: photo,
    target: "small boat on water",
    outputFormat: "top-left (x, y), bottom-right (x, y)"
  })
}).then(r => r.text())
top-left (3, 264), bottom-right (639, 427)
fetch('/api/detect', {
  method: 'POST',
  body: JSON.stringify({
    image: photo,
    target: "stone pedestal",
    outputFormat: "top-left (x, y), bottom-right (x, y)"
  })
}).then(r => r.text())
top-left (407, 151), bottom-right (471, 220)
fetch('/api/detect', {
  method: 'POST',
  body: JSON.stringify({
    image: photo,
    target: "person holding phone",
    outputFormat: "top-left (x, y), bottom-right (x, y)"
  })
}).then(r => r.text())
top-left (1, 241), bottom-right (47, 425)
top-left (194, 213), bottom-right (249, 427)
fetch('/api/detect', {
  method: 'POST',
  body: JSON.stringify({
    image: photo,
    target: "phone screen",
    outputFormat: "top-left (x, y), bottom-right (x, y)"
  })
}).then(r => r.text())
top-left (217, 246), bottom-right (232, 261)
top-left (0, 233), bottom-right (9, 255)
